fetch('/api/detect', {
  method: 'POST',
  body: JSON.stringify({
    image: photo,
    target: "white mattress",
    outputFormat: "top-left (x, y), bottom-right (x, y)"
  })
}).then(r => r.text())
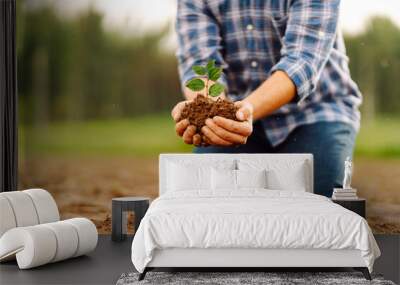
top-left (131, 190), bottom-right (380, 273)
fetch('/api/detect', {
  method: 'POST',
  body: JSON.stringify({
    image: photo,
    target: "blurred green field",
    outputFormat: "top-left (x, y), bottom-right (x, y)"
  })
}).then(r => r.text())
top-left (355, 116), bottom-right (400, 158)
top-left (20, 113), bottom-right (191, 157)
top-left (20, 114), bottom-right (400, 158)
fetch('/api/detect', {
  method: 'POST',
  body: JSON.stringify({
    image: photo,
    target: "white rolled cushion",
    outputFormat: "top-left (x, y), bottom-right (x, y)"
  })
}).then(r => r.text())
top-left (64, 218), bottom-right (98, 257)
top-left (236, 169), bottom-right (267, 189)
top-left (0, 226), bottom-right (57, 269)
top-left (0, 196), bottom-right (17, 237)
top-left (0, 192), bottom-right (39, 227)
top-left (42, 221), bottom-right (79, 262)
top-left (23, 189), bottom-right (60, 223)
top-left (211, 168), bottom-right (236, 190)
top-left (167, 162), bottom-right (211, 191)
top-left (0, 218), bottom-right (97, 269)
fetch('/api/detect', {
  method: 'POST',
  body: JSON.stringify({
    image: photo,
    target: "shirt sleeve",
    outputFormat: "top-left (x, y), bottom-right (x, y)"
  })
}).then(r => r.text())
top-left (270, 0), bottom-right (340, 102)
top-left (175, 0), bottom-right (227, 91)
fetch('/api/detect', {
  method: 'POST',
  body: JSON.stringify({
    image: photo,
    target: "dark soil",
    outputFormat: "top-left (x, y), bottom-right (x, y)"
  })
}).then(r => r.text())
top-left (179, 94), bottom-right (238, 134)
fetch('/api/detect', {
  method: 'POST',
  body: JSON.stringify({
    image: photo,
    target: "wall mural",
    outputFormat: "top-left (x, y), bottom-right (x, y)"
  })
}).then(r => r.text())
top-left (17, 0), bottom-right (400, 234)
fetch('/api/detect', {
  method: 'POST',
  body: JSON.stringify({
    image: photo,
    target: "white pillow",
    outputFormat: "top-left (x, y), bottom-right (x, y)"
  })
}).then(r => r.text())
top-left (166, 158), bottom-right (236, 171)
top-left (238, 159), bottom-right (308, 192)
top-left (237, 169), bottom-right (267, 189)
top-left (267, 167), bottom-right (306, 191)
top-left (212, 168), bottom-right (236, 190)
top-left (167, 162), bottom-right (211, 191)
top-left (211, 169), bottom-right (267, 190)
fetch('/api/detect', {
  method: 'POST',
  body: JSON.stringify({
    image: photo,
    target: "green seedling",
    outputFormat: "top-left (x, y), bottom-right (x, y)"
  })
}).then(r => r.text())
top-left (185, 59), bottom-right (225, 97)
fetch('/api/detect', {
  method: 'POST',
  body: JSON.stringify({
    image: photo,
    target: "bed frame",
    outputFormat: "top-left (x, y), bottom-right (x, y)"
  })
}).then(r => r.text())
top-left (138, 154), bottom-right (371, 281)
top-left (140, 248), bottom-right (371, 280)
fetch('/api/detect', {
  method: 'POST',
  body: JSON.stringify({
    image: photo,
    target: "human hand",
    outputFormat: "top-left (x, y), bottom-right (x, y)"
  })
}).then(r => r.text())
top-left (171, 100), bottom-right (204, 146)
top-left (201, 101), bottom-right (253, 146)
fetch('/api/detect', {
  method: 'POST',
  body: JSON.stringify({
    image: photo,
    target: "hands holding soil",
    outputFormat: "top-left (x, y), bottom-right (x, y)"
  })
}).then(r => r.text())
top-left (172, 60), bottom-right (253, 147)
top-left (172, 96), bottom-right (253, 147)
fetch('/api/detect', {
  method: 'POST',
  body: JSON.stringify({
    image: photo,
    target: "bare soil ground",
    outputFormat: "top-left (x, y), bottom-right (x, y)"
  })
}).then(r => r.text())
top-left (19, 156), bottom-right (400, 234)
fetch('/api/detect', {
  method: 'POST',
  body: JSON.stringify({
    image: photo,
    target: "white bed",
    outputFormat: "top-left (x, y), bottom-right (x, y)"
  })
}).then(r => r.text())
top-left (131, 154), bottom-right (380, 281)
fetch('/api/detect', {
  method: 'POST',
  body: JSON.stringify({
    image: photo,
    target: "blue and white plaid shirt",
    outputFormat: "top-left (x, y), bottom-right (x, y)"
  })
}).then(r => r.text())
top-left (176, 0), bottom-right (362, 146)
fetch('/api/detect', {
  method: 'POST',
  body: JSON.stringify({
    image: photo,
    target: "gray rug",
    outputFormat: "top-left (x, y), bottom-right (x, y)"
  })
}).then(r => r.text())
top-left (116, 271), bottom-right (395, 285)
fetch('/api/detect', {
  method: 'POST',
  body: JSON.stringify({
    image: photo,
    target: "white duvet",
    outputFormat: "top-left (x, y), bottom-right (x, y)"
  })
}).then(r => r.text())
top-left (131, 190), bottom-right (380, 273)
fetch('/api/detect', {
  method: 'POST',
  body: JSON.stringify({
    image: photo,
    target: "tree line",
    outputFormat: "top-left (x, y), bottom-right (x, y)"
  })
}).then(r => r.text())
top-left (17, 3), bottom-right (400, 124)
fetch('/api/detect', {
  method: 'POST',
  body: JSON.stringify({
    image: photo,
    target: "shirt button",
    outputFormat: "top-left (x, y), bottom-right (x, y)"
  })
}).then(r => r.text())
top-left (318, 31), bottom-right (325, 37)
top-left (246, 24), bottom-right (254, 31)
top-left (251, 61), bottom-right (258, 68)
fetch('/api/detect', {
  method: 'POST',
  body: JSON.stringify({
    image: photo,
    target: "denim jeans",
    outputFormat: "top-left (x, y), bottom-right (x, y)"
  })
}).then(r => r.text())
top-left (194, 121), bottom-right (356, 197)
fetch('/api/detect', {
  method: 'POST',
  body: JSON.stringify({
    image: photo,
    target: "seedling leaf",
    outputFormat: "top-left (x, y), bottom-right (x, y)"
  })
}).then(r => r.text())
top-left (208, 67), bottom-right (222, 81)
top-left (206, 59), bottom-right (216, 70)
top-left (209, 82), bottom-right (225, 97)
top-left (186, 78), bottom-right (205, 91)
top-left (192, 65), bottom-right (207, 76)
